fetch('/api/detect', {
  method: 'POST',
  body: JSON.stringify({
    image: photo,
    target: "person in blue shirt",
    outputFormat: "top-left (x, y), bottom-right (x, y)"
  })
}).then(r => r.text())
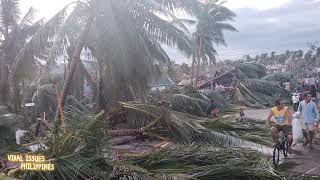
top-left (298, 93), bottom-right (320, 149)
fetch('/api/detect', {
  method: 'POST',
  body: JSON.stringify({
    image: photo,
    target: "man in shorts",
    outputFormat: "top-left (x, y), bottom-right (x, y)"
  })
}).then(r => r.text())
top-left (298, 93), bottom-right (319, 149)
top-left (267, 99), bottom-right (293, 154)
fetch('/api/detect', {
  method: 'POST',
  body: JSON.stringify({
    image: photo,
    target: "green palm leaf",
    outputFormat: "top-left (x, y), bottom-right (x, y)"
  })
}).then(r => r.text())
top-left (171, 94), bottom-right (205, 117)
top-left (132, 145), bottom-right (280, 180)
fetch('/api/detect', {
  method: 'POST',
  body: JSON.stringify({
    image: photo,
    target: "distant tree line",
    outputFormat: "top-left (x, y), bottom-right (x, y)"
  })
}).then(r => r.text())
top-left (236, 42), bottom-right (320, 69)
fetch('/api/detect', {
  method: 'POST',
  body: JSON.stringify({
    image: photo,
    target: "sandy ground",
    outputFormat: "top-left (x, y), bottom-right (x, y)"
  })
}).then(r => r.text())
top-left (241, 108), bottom-right (320, 178)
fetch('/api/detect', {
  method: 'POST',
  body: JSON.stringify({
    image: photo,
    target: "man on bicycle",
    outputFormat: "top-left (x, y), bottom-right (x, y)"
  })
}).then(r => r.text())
top-left (267, 99), bottom-right (293, 154)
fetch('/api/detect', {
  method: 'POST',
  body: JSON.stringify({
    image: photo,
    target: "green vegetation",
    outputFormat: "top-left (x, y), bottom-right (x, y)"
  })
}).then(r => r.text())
top-left (235, 63), bottom-right (267, 79)
top-left (0, 0), bottom-right (304, 179)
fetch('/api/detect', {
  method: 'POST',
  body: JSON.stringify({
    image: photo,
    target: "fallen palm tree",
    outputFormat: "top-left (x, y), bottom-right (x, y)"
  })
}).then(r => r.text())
top-left (119, 101), bottom-right (273, 151)
top-left (234, 63), bottom-right (267, 79)
top-left (171, 94), bottom-right (206, 117)
top-left (2, 100), bottom-right (113, 179)
top-left (1, 98), bottom-right (283, 179)
top-left (225, 79), bottom-right (291, 108)
top-left (108, 102), bottom-right (280, 179)
top-left (129, 145), bottom-right (280, 180)
top-left (170, 91), bottom-right (236, 117)
top-left (262, 73), bottom-right (298, 90)
top-left (203, 115), bottom-right (273, 146)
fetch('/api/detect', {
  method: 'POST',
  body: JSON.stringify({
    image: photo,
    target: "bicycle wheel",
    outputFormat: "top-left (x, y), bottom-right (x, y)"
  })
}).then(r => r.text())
top-left (283, 140), bottom-right (289, 157)
top-left (273, 147), bottom-right (280, 166)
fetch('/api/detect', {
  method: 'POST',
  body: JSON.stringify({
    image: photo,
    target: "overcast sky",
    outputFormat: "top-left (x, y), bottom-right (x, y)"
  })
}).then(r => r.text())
top-left (20, 0), bottom-right (320, 63)
top-left (219, 0), bottom-right (320, 60)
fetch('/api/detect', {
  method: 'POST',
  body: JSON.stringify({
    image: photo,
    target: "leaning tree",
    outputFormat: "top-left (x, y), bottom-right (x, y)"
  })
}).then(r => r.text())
top-left (7, 0), bottom-right (236, 121)
top-left (8, 0), bottom-right (199, 119)
top-left (191, 0), bottom-right (237, 88)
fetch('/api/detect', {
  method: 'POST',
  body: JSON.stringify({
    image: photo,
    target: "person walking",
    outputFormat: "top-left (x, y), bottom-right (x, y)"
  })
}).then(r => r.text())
top-left (298, 93), bottom-right (320, 149)
top-left (297, 83), bottom-right (304, 101)
top-left (297, 82), bottom-right (303, 92)
top-left (310, 84), bottom-right (318, 104)
top-left (308, 75), bottom-right (316, 92)
top-left (316, 77), bottom-right (320, 93)
top-left (284, 80), bottom-right (290, 91)
top-left (292, 90), bottom-right (300, 112)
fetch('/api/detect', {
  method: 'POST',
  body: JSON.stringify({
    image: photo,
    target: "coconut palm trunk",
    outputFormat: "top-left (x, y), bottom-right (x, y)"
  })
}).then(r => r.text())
top-left (195, 57), bottom-right (201, 88)
top-left (0, 24), bottom-right (8, 105)
top-left (0, 62), bottom-right (9, 105)
top-left (55, 13), bottom-right (94, 121)
top-left (0, 36), bottom-right (9, 106)
top-left (190, 54), bottom-right (195, 89)
top-left (210, 60), bottom-right (213, 90)
top-left (195, 34), bottom-right (202, 89)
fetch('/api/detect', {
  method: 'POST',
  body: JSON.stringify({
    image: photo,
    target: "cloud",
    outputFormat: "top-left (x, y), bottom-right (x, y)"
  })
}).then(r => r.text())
top-left (265, 18), bottom-right (279, 23)
top-left (225, 0), bottom-right (291, 10)
top-left (215, 0), bottom-right (320, 59)
top-left (20, 0), bottom-right (320, 62)
top-left (164, 0), bottom-right (320, 62)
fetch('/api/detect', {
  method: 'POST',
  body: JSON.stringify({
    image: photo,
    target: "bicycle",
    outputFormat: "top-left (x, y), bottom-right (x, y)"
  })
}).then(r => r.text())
top-left (273, 125), bottom-right (289, 166)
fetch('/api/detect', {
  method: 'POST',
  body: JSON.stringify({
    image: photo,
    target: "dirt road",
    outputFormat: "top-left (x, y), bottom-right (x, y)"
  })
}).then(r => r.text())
top-left (242, 108), bottom-right (320, 178)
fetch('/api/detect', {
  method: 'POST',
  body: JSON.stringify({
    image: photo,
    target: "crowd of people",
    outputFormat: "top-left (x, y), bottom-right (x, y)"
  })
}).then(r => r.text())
top-left (267, 74), bottom-right (320, 153)
top-left (207, 74), bottom-right (320, 152)
top-left (268, 95), bottom-right (319, 154)
top-left (291, 75), bottom-right (320, 109)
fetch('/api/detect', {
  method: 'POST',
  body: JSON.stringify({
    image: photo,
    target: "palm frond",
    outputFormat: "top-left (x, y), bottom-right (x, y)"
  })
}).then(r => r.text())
top-left (120, 101), bottom-right (269, 151)
top-left (132, 145), bottom-right (280, 180)
top-left (170, 94), bottom-right (205, 117)
top-left (227, 79), bottom-right (291, 108)
top-left (262, 73), bottom-right (298, 90)
top-left (84, 0), bottom-right (196, 105)
top-left (132, 2), bottom-right (193, 56)
top-left (235, 63), bottom-right (267, 79)
top-left (209, 4), bottom-right (236, 21)
top-left (47, 2), bottom-right (89, 64)
top-left (203, 115), bottom-right (273, 146)
top-left (153, 0), bottom-right (200, 14)
top-left (0, 0), bottom-right (21, 32)
top-left (215, 22), bottom-right (238, 32)
top-left (202, 90), bottom-right (231, 110)
top-left (23, 99), bottom-right (111, 180)
top-left (18, 7), bottom-right (37, 29)
top-left (9, 3), bottom-right (71, 82)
